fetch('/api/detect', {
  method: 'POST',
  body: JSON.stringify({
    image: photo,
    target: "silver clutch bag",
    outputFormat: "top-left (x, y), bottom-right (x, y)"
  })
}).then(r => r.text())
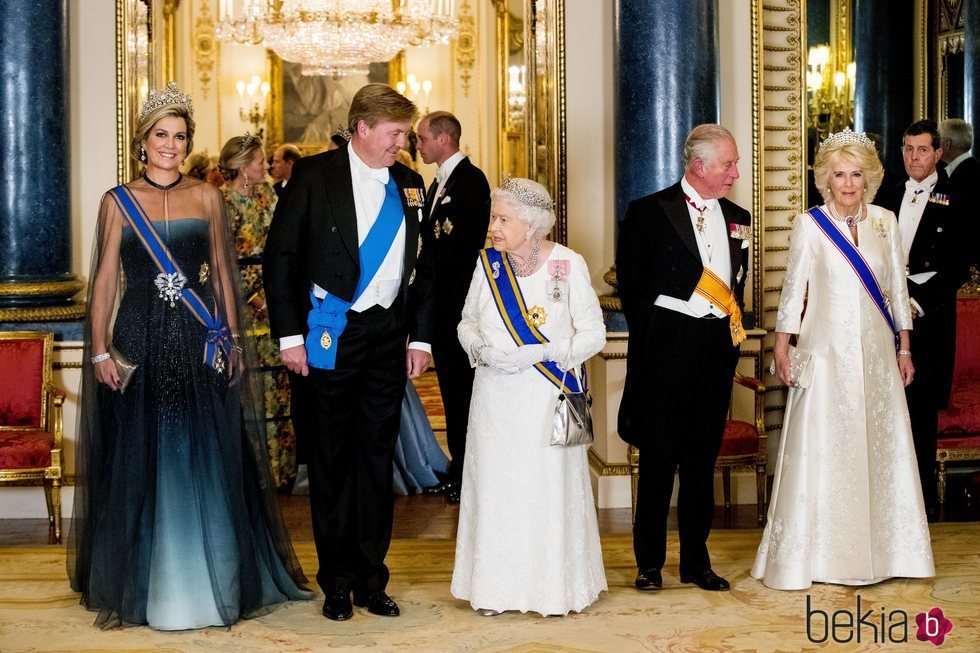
top-left (551, 363), bottom-right (594, 447)
top-left (108, 343), bottom-right (138, 393)
top-left (769, 345), bottom-right (813, 389)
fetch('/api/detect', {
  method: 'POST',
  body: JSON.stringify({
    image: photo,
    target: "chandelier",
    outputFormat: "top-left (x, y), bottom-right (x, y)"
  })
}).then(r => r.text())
top-left (806, 44), bottom-right (856, 142)
top-left (217, 1), bottom-right (459, 78)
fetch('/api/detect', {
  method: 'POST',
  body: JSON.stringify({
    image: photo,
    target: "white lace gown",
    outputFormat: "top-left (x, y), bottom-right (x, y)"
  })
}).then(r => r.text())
top-left (751, 204), bottom-right (935, 590)
top-left (451, 244), bottom-right (608, 615)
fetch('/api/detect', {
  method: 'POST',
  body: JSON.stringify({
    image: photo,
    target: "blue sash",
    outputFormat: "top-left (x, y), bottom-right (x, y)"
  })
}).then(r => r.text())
top-left (306, 175), bottom-right (404, 370)
top-left (109, 185), bottom-right (231, 369)
top-left (479, 248), bottom-right (584, 394)
top-left (807, 207), bottom-right (897, 333)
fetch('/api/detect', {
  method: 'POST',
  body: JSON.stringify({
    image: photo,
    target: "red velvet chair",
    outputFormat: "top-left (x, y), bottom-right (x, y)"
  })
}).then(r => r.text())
top-left (937, 295), bottom-right (980, 505)
top-left (0, 331), bottom-right (65, 543)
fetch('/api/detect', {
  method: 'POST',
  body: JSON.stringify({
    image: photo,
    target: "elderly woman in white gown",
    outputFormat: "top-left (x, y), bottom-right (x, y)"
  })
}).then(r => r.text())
top-left (752, 129), bottom-right (935, 590)
top-left (451, 178), bottom-right (607, 616)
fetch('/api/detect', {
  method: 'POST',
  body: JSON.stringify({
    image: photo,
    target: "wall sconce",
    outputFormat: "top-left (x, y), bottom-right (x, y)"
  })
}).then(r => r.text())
top-left (397, 74), bottom-right (432, 114)
top-left (806, 45), bottom-right (855, 142)
top-left (507, 65), bottom-right (526, 131)
top-left (236, 74), bottom-right (270, 137)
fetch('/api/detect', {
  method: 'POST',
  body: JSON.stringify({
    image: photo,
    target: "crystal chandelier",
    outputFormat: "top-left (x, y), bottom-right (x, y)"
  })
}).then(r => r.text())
top-left (217, 1), bottom-right (459, 78)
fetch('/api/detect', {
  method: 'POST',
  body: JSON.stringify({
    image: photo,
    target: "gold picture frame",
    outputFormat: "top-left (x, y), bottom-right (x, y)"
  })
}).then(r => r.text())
top-left (115, 0), bottom-right (154, 184)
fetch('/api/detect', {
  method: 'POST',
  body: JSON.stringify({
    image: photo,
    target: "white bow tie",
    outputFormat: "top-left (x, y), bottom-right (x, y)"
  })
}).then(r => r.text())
top-left (436, 168), bottom-right (449, 185)
top-left (905, 179), bottom-right (932, 192)
top-left (363, 166), bottom-right (389, 184)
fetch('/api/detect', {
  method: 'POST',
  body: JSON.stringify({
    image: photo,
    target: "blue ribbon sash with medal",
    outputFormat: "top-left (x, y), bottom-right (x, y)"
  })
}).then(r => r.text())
top-left (109, 185), bottom-right (231, 370)
top-left (305, 175), bottom-right (404, 370)
top-left (478, 247), bottom-right (584, 394)
top-left (807, 206), bottom-right (896, 334)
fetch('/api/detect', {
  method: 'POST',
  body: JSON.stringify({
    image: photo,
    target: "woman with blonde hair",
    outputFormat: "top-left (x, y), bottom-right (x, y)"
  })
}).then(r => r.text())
top-left (68, 84), bottom-right (311, 629)
top-left (751, 128), bottom-right (935, 590)
top-left (217, 133), bottom-right (301, 489)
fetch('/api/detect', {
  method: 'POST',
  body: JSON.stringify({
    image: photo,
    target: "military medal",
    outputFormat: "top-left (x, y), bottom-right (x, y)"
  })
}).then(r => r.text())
top-left (685, 194), bottom-right (708, 233)
top-left (909, 189), bottom-right (924, 205)
top-left (526, 305), bottom-right (548, 327)
top-left (320, 331), bottom-right (333, 350)
top-left (442, 217), bottom-right (454, 235)
top-left (433, 221), bottom-right (442, 239)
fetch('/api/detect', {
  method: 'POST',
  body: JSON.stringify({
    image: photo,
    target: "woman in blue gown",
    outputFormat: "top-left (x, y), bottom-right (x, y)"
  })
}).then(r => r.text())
top-left (67, 83), bottom-right (311, 630)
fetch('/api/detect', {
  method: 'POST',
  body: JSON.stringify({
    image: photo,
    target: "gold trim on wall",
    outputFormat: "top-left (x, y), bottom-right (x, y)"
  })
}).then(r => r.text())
top-left (455, 0), bottom-right (477, 98)
top-left (163, 0), bottom-right (180, 84)
top-left (116, 0), bottom-right (154, 185)
top-left (193, 0), bottom-right (216, 100)
top-left (266, 50), bottom-right (283, 148)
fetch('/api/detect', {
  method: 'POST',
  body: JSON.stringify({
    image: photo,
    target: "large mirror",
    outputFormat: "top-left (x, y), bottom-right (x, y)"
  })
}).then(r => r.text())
top-left (116, 0), bottom-right (154, 184)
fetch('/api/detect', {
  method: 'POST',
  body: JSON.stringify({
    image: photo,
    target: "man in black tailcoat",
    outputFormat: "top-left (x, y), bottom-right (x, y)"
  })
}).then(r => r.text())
top-left (877, 119), bottom-right (970, 517)
top-left (415, 111), bottom-right (491, 504)
top-left (264, 84), bottom-right (434, 621)
top-left (617, 124), bottom-right (750, 593)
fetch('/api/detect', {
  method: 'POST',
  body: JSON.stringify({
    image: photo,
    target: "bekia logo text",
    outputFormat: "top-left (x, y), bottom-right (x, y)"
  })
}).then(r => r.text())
top-left (807, 595), bottom-right (953, 646)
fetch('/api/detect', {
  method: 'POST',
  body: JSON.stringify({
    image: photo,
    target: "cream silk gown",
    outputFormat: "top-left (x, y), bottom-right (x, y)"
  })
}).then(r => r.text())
top-left (751, 204), bottom-right (935, 590)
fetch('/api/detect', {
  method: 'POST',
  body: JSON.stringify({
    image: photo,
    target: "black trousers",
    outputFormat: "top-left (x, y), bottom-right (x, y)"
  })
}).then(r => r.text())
top-left (632, 307), bottom-right (739, 575)
top-left (906, 319), bottom-right (945, 510)
top-left (432, 319), bottom-right (475, 482)
top-left (291, 304), bottom-right (407, 596)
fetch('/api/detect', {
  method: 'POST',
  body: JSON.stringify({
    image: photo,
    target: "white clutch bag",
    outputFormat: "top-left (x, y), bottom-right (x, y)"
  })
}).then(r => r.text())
top-left (769, 345), bottom-right (814, 389)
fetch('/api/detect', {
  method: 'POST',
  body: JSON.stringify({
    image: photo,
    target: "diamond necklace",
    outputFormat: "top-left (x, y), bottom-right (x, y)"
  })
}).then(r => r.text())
top-left (829, 202), bottom-right (866, 228)
top-left (508, 240), bottom-right (540, 277)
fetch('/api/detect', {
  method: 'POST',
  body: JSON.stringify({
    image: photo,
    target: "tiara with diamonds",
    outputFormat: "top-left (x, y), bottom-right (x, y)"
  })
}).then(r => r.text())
top-left (501, 177), bottom-right (554, 211)
top-left (138, 82), bottom-right (194, 123)
top-left (820, 127), bottom-right (875, 153)
top-left (239, 131), bottom-right (256, 152)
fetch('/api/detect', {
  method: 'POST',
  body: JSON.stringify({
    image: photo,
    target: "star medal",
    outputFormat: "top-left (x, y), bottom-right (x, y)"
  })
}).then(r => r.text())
top-left (433, 220), bottom-right (442, 239)
top-left (442, 217), bottom-right (454, 235)
top-left (320, 331), bottom-right (333, 350)
top-left (526, 305), bottom-right (548, 327)
top-left (199, 262), bottom-right (210, 283)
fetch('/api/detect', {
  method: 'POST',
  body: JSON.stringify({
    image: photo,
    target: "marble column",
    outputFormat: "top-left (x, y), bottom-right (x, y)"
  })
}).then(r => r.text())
top-left (966, 0), bottom-right (980, 151)
top-left (853, 0), bottom-right (914, 176)
top-left (0, 0), bottom-right (83, 322)
top-left (615, 0), bottom-right (719, 221)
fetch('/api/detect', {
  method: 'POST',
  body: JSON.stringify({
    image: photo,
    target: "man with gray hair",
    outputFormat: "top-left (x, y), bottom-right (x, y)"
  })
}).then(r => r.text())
top-left (939, 118), bottom-right (979, 194)
top-left (617, 124), bottom-right (750, 594)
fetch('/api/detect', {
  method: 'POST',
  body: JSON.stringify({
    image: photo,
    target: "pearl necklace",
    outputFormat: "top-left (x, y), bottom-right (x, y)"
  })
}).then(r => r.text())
top-left (829, 202), bottom-right (866, 229)
top-left (508, 240), bottom-right (540, 277)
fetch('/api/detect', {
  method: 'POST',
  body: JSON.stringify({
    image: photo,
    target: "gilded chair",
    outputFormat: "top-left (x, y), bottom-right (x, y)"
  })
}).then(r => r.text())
top-left (0, 331), bottom-right (65, 543)
top-left (628, 362), bottom-right (768, 527)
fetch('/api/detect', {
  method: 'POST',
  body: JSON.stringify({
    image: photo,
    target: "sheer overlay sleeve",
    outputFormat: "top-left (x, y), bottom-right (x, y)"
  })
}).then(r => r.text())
top-left (457, 258), bottom-right (489, 367)
top-left (87, 193), bottom-right (124, 355)
top-left (775, 213), bottom-right (813, 334)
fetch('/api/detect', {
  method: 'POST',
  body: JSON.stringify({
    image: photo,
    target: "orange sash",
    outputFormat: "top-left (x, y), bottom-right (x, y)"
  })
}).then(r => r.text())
top-left (692, 268), bottom-right (745, 345)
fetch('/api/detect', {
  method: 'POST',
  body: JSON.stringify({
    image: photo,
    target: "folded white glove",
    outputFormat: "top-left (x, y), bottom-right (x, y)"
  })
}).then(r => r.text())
top-left (480, 346), bottom-right (520, 374)
top-left (503, 344), bottom-right (548, 370)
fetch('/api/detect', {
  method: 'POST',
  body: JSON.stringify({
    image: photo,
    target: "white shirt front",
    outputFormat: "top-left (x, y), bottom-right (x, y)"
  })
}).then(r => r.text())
top-left (429, 150), bottom-right (464, 218)
top-left (898, 170), bottom-right (938, 262)
top-left (279, 146), bottom-right (431, 353)
top-left (653, 178), bottom-right (732, 318)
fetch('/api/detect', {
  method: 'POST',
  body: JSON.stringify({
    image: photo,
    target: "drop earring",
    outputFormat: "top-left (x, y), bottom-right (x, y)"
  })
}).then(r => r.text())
top-left (140, 146), bottom-right (146, 162)
top-left (243, 172), bottom-right (249, 192)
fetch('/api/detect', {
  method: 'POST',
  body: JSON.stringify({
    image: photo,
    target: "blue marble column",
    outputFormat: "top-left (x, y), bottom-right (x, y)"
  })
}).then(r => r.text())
top-left (966, 0), bottom-right (980, 151)
top-left (615, 0), bottom-right (719, 221)
top-left (853, 0), bottom-right (914, 176)
top-left (0, 0), bottom-right (82, 322)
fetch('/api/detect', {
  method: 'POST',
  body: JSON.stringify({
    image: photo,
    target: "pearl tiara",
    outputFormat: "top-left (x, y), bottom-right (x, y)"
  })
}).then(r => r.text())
top-left (501, 177), bottom-right (554, 211)
top-left (820, 127), bottom-right (875, 152)
top-left (138, 82), bottom-right (194, 123)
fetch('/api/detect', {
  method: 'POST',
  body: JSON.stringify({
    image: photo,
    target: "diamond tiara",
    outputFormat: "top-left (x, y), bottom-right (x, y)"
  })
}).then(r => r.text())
top-left (239, 131), bottom-right (256, 153)
top-left (501, 177), bottom-right (554, 211)
top-left (820, 127), bottom-right (875, 152)
top-left (138, 82), bottom-right (194, 123)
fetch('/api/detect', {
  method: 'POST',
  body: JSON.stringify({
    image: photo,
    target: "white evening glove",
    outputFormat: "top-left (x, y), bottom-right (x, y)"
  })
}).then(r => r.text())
top-left (503, 344), bottom-right (548, 370)
top-left (479, 346), bottom-right (520, 374)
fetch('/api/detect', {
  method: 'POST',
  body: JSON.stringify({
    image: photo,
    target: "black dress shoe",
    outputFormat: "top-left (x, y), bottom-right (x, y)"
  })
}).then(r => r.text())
top-left (634, 568), bottom-right (663, 591)
top-left (680, 568), bottom-right (730, 591)
top-left (446, 488), bottom-right (461, 504)
top-left (353, 591), bottom-right (400, 617)
top-left (322, 591), bottom-right (353, 621)
top-left (423, 480), bottom-right (460, 496)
